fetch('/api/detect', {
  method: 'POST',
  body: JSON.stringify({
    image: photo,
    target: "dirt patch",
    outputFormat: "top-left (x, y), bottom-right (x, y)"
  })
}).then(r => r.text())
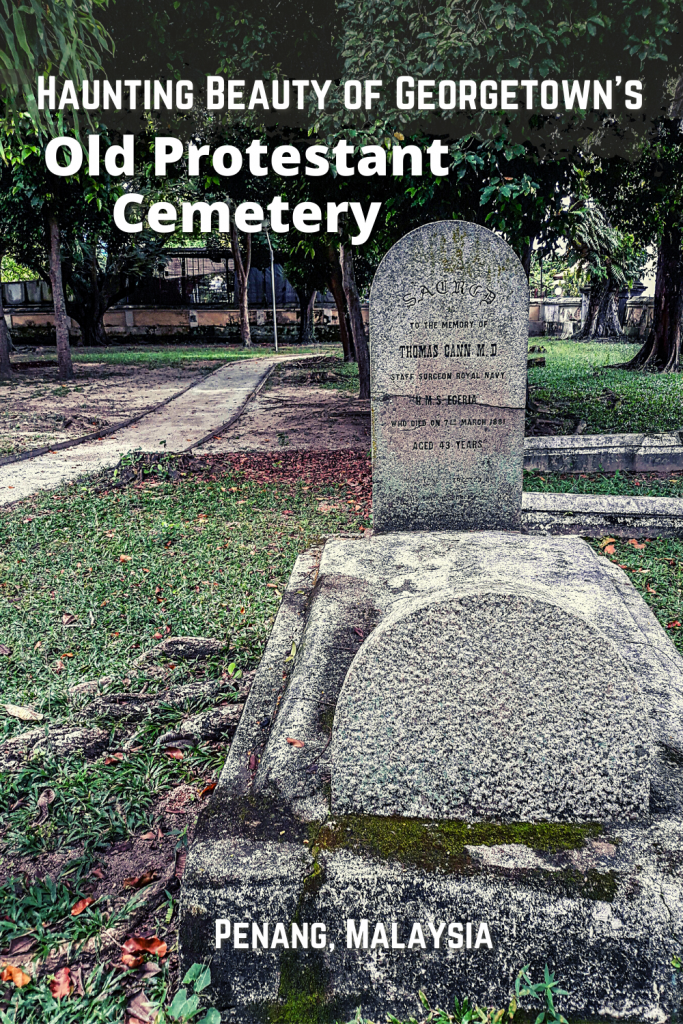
top-left (0, 360), bottom-right (219, 458)
top-left (202, 356), bottom-right (370, 453)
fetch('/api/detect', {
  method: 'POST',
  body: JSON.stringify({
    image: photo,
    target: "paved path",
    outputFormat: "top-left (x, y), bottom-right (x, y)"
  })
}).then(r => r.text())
top-left (0, 357), bottom-right (285, 506)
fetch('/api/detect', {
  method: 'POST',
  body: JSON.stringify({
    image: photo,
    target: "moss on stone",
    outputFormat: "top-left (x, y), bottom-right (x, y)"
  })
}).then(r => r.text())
top-left (314, 814), bottom-right (605, 874)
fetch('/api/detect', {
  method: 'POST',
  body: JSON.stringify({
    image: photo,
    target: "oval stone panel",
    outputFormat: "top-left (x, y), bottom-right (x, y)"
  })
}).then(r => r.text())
top-left (331, 593), bottom-right (651, 823)
top-left (369, 220), bottom-right (528, 532)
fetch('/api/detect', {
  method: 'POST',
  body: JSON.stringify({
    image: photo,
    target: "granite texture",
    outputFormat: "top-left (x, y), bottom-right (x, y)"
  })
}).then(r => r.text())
top-left (332, 591), bottom-right (651, 822)
top-left (524, 431), bottom-right (683, 474)
top-left (522, 490), bottom-right (683, 537)
top-left (179, 532), bottom-right (683, 1020)
top-left (370, 221), bottom-right (528, 533)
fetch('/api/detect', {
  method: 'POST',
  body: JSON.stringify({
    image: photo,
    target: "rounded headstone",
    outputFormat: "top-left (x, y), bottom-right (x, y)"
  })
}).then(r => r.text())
top-left (332, 592), bottom-right (651, 822)
top-left (369, 220), bottom-right (528, 532)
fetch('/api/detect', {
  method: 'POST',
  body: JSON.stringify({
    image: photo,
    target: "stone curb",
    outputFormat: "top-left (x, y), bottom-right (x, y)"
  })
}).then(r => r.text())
top-left (523, 491), bottom-right (683, 537)
top-left (524, 431), bottom-right (683, 474)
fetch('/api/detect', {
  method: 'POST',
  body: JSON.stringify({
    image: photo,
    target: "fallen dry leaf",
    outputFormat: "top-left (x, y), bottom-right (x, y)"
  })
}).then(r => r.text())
top-left (646, 584), bottom-right (658, 594)
top-left (62, 613), bottom-right (77, 626)
top-left (103, 753), bottom-right (125, 765)
top-left (175, 849), bottom-right (187, 879)
top-left (603, 544), bottom-right (616, 556)
top-left (122, 935), bottom-right (167, 960)
top-left (90, 867), bottom-right (106, 880)
top-left (34, 788), bottom-right (55, 825)
top-left (4, 704), bottom-right (43, 722)
top-left (198, 782), bottom-right (217, 799)
top-left (126, 991), bottom-right (156, 1021)
top-left (599, 537), bottom-right (617, 549)
top-left (164, 747), bottom-right (184, 760)
top-left (5, 936), bottom-right (35, 957)
top-left (49, 966), bottom-right (71, 999)
top-left (667, 620), bottom-right (682, 629)
top-left (71, 966), bottom-right (85, 997)
top-left (248, 753), bottom-right (258, 770)
top-left (71, 897), bottom-right (94, 916)
top-left (0, 645), bottom-right (11, 657)
top-left (123, 870), bottom-right (159, 890)
top-left (119, 554), bottom-right (132, 563)
top-left (627, 539), bottom-right (646, 549)
top-left (53, 659), bottom-right (66, 673)
top-left (1, 964), bottom-right (31, 988)
top-left (286, 737), bottom-right (305, 748)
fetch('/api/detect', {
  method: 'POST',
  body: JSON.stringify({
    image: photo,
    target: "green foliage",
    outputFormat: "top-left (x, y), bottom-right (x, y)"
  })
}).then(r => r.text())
top-left (160, 964), bottom-right (219, 1024)
top-left (0, 0), bottom-right (111, 135)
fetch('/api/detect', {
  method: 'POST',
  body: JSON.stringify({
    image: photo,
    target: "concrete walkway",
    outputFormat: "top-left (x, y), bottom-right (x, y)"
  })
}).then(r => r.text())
top-left (0, 357), bottom-right (282, 506)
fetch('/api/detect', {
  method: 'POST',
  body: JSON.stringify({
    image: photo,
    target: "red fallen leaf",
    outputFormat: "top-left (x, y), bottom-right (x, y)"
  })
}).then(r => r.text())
top-left (667, 621), bottom-right (681, 629)
top-left (49, 966), bottom-right (71, 999)
top-left (286, 737), bottom-right (305, 748)
top-left (121, 952), bottom-right (144, 968)
top-left (1, 964), bottom-right (31, 988)
top-left (103, 752), bottom-right (125, 765)
top-left (153, 632), bottom-right (163, 640)
top-left (139, 831), bottom-right (156, 841)
top-left (248, 753), bottom-right (258, 771)
top-left (90, 868), bottom-right (105, 879)
top-left (198, 782), bottom-right (217, 798)
top-left (121, 935), bottom-right (167, 959)
top-left (603, 544), bottom-right (616, 555)
top-left (646, 584), bottom-right (657, 594)
top-left (123, 870), bottom-right (158, 889)
top-left (164, 747), bottom-right (183, 760)
top-left (627, 539), bottom-right (647, 549)
top-left (71, 897), bottom-right (94, 916)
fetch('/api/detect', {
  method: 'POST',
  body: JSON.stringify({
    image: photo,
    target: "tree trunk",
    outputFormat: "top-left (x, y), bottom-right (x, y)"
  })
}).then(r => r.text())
top-left (341, 244), bottom-right (370, 399)
top-left (520, 240), bottom-right (534, 281)
top-left (231, 223), bottom-right (252, 348)
top-left (622, 216), bottom-right (683, 371)
top-left (576, 285), bottom-right (601, 340)
top-left (0, 278), bottom-right (13, 381)
top-left (578, 279), bottom-right (624, 340)
top-left (48, 213), bottom-right (74, 379)
top-left (326, 244), bottom-right (355, 362)
top-left (591, 282), bottom-right (624, 338)
top-left (296, 286), bottom-right (317, 344)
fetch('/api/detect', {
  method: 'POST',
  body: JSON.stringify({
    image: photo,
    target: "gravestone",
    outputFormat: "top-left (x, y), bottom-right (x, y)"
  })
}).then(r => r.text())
top-left (179, 222), bottom-right (683, 1024)
top-left (370, 221), bottom-right (528, 532)
top-left (332, 591), bottom-right (650, 822)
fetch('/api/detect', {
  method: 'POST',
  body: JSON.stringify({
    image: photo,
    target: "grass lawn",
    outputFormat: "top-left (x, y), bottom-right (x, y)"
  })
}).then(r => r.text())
top-left (69, 343), bottom-right (339, 370)
top-left (0, 452), bottom-right (370, 1022)
top-left (527, 338), bottom-right (683, 434)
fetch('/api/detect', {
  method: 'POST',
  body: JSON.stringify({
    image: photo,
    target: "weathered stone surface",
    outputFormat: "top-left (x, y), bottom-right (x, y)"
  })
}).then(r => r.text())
top-left (522, 490), bottom-right (683, 538)
top-left (179, 533), bottom-right (683, 1021)
top-left (524, 430), bottom-right (683, 474)
top-left (370, 221), bottom-right (528, 532)
top-left (332, 591), bottom-right (651, 822)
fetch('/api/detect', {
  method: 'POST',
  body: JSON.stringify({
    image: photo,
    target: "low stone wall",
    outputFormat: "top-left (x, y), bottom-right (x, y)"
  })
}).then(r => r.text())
top-left (3, 295), bottom-right (657, 341)
top-left (3, 302), bottom-right (367, 340)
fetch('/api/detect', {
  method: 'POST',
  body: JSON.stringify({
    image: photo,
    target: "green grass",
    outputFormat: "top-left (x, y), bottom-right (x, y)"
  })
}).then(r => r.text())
top-left (527, 338), bottom-right (683, 434)
top-left (68, 343), bottom-right (339, 370)
top-left (524, 468), bottom-right (683, 498)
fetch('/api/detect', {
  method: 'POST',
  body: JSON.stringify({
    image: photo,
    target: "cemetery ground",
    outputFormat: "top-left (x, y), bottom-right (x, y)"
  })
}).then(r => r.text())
top-left (1, 450), bottom-right (683, 1021)
top-left (2, 335), bottom-right (683, 1020)
top-left (0, 343), bottom-right (332, 459)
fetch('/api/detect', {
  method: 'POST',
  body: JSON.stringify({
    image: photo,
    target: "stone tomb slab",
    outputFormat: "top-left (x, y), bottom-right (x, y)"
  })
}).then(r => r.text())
top-left (332, 591), bottom-right (651, 823)
top-left (370, 221), bottom-right (528, 532)
top-left (179, 533), bottom-right (683, 1021)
